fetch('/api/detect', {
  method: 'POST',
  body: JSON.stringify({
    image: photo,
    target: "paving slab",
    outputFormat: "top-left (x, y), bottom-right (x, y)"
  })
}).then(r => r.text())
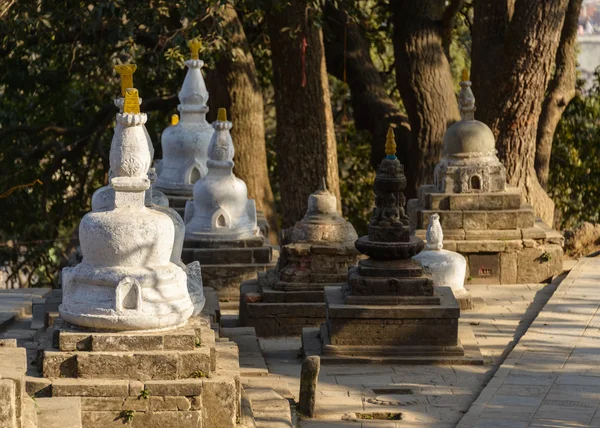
top-left (458, 256), bottom-right (600, 427)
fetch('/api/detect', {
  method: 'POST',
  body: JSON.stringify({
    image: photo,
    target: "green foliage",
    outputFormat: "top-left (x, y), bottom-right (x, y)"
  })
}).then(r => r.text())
top-left (189, 369), bottom-right (208, 378)
top-left (0, 1), bottom-right (236, 284)
top-left (138, 388), bottom-right (150, 400)
top-left (120, 409), bottom-right (135, 423)
top-left (549, 71), bottom-right (600, 229)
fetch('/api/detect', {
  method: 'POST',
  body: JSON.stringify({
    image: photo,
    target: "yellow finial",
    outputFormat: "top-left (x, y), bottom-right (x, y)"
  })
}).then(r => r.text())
top-left (123, 88), bottom-right (140, 114)
top-left (171, 114), bottom-right (179, 126)
top-left (385, 127), bottom-right (396, 158)
top-left (217, 108), bottom-right (227, 122)
top-left (461, 69), bottom-right (469, 82)
top-left (114, 64), bottom-right (137, 97)
top-left (188, 38), bottom-right (202, 60)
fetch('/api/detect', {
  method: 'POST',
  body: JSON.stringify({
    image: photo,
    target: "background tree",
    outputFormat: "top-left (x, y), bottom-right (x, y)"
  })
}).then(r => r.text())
top-left (267, 0), bottom-right (341, 228)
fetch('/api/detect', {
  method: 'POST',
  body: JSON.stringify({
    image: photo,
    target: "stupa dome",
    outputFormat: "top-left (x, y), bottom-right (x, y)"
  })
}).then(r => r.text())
top-left (443, 119), bottom-right (495, 156)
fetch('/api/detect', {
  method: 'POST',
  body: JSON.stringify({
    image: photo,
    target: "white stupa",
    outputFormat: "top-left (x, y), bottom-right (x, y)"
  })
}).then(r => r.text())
top-left (184, 108), bottom-right (260, 240)
top-left (154, 38), bottom-right (213, 196)
top-left (413, 213), bottom-right (472, 308)
top-left (60, 88), bottom-right (194, 330)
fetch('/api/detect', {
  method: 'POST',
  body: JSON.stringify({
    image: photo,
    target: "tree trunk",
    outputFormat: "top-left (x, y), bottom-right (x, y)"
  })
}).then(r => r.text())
top-left (472, 0), bottom-right (570, 225)
top-left (535, 0), bottom-right (582, 190)
top-left (267, 0), bottom-right (341, 228)
top-left (205, 4), bottom-right (278, 241)
top-left (390, 0), bottom-right (461, 199)
top-left (322, 0), bottom-right (411, 168)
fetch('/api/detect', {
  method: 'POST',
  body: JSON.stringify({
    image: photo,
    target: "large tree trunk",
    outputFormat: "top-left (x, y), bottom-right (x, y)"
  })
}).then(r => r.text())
top-left (472, 0), bottom-right (570, 226)
top-left (205, 4), bottom-right (278, 241)
top-left (535, 0), bottom-right (582, 190)
top-left (389, 0), bottom-right (461, 199)
top-left (267, 0), bottom-right (341, 228)
top-left (322, 0), bottom-right (411, 168)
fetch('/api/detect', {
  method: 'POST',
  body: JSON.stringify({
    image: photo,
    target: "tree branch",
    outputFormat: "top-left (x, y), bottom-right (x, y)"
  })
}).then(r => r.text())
top-left (441, 0), bottom-right (464, 58)
top-left (535, 0), bottom-right (582, 189)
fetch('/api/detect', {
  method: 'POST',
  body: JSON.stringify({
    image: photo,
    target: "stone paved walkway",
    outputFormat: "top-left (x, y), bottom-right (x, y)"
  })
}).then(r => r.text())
top-left (458, 256), bottom-right (600, 428)
top-left (259, 268), bottom-right (575, 427)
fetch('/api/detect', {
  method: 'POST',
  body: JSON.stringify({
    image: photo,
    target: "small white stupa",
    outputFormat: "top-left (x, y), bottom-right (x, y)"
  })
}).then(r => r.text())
top-left (154, 38), bottom-right (213, 196)
top-left (184, 108), bottom-right (260, 240)
top-left (413, 213), bottom-right (472, 309)
top-left (60, 88), bottom-right (194, 330)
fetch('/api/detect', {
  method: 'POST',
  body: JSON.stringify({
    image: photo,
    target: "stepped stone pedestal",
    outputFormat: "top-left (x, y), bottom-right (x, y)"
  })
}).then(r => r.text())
top-left (39, 315), bottom-right (240, 428)
top-left (302, 129), bottom-right (482, 365)
top-left (183, 109), bottom-right (277, 305)
top-left (239, 182), bottom-right (360, 336)
top-left (407, 77), bottom-right (563, 284)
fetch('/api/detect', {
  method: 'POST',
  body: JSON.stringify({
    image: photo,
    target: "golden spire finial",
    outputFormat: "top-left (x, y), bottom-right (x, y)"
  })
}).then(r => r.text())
top-left (114, 64), bottom-right (137, 97)
top-left (385, 127), bottom-right (396, 158)
top-left (217, 108), bottom-right (227, 122)
top-left (171, 114), bottom-right (179, 126)
top-left (188, 38), bottom-right (202, 60)
top-left (123, 88), bottom-right (141, 114)
top-left (461, 69), bottom-right (469, 82)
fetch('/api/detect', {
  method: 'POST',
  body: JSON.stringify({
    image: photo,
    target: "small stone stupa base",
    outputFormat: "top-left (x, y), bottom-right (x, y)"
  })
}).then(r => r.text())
top-left (40, 314), bottom-right (241, 427)
top-left (182, 235), bottom-right (278, 305)
top-left (302, 260), bottom-right (483, 365)
top-left (240, 244), bottom-right (358, 336)
top-left (408, 185), bottom-right (564, 284)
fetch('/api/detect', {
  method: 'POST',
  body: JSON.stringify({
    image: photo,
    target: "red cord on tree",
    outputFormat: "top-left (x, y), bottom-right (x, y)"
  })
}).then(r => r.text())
top-left (301, 36), bottom-right (308, 87)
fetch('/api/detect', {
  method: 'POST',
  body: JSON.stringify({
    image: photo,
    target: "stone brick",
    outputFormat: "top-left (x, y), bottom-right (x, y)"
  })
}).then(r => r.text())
top-left (202, 376), bottom-right (237, 428)
top-left (500, 252), bottom-right (518, 284)
top-left (148, 396), bottom-right (191, 411)
top-left (25, 375), bottom-right (52, 398)
top-left (51, 379), bottom-right (130, 397)
top-left (145, 380), bottom-right (203, 397)
top-left (42, 350), bottom-right (77, 378)
top-left (522, 239), bottom-right (536, 248)
top-left (0, 379), bottom-right (16, 427)
top-left (517, 208), bottom-right (535, 228)
top-left (178, 349), bottom-right (212, 379)
top-left (0, 339), bottom-right (17, 348)
top-left (448, 194), bottom-right (484, 210)
top-left (440, 211), bottom-right (463, 230)
top-left (189, 396), bottom-right (202, 411)
top-left (504, 240), bottom-right (524, 252)
top-left (76, 352), bottom-right (179, 381)
top-left (81, 410), bottom-right (202, 428)
top-left (443, 240), bottom-right (457, 252)
top-left (486, 211), bottom-right (518, 230)
top-left (522, 227), bottom-right (546, 239)
top-left (465, 230), bottom-right (522, 240)
top-left (516, 245), bottom-right (563, 284)
top-left (463, 211), bottom-right (487, 230)
top-left (81, 396), bottom-right (149, 411)
top-left (442, 229), bottom-right (466, 240)
top-left (163, 331), bottom-right (195, 351)
top-left (92, 334), bottom-right (164, 352)
top-left (59, 331), bottom-right (92, 351)
top-left (129, 380), bottom-right (145, 397)
top-left (456, 241), bottom-right (505, 253)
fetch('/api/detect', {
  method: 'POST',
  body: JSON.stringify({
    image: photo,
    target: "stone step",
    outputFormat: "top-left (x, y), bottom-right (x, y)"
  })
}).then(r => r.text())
top-left (220, 327), bottom-right (268, 377)
top-left (300, 327), bottom-right (322, 358)
top-left (244, 387), bottom-right (293, 428)
top-left (36, 397), bottom-right (82, 428)
top-left (261, 288), bottom-right (324, 303)
top-left (42, 347), bottom-right (213, 380)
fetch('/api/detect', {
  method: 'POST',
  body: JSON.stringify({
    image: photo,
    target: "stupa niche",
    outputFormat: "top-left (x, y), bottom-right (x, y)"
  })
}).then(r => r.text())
top-left (182, 108), bottom-right (277, 303)
top-left (407, 72), bottom-right (563, 284)
top-left (154, 38), bottom-right (213, 197)
top-left (60, 88), bottom-right (194, 331)
top-left (301, 128), bottom-right (482, 364)
top-left (239, 180), bottom-right (360, 336)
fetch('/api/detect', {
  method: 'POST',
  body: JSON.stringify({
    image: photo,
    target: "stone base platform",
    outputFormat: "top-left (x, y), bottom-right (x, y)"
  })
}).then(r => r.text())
top-left (37, 315), bottom-right (241, 428)
top-left (182, 236), bottom-right (278, 304)
top-left (239, 279), bottom-right (334, 337)
top-left (300, 285), bottom-right (483, 365)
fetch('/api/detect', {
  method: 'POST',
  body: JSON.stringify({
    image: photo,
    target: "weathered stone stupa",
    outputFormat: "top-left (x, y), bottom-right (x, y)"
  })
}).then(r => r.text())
top-left (154, 39), bottom-right (213, 199)
top-left (60, 88), bottom-right (193, 331)
top-left (183, 108), bottom-right (277, 303)
top-left (407, 72), bottom-right (563, 284)
top-left (302, 129), bottom-right (481, 364)
top-left (239, 180), bottom-right (360, 336)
